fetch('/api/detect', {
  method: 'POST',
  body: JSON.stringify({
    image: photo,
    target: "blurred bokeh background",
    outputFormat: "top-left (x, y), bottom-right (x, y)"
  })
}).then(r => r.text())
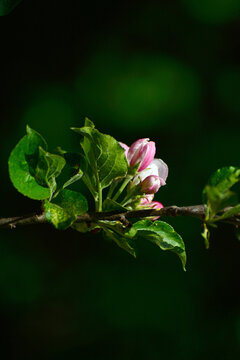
top-left (0, 0), bottom-right (240, 358)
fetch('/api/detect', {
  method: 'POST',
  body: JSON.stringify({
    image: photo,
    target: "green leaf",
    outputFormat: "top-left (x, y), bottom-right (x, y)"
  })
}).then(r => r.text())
top-left (103, 228), bottom-right (136, 257)
top-left (132, 220), bottom-right (186, 270)
top-left (54, 189), bottom-right (88, 216)
top-left (71, 119), bottom-right (128, 192)
top-left (203, 166), bottom-right (240, 218)
top-left (0, 0), bottom-right (22, 15)
top-left (72, 222), bottom-right (99, 233)
top-left (61, 172), bottom-right (83, 190)
top-left (54, 149), bottom-right (87, 195)
top-left (8, 126), bottom-right (50, 200)
top-left (44, 201), bottom-right (75, 230)
top-left (61, 151), bottom-right (86, 189)
top-left (44, 189), bottom-right (88, 230)
top-left (83, 117), bottom-right (95, 128)
top-left (35, 147), bottom-right (66, 199)
top-left (57, 144), bottom-right (95, 198)
top-left (213, 204), bottom-right (240, 222)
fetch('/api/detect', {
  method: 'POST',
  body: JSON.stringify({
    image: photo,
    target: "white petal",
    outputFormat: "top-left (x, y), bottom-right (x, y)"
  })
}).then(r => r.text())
top-left (131, 158), bottom-right (168, 187)
top-left (151, 159), bottom-right (168, 182)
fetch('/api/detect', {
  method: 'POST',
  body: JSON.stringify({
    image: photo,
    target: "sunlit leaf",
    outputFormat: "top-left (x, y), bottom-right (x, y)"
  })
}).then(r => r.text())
top-left (44, 189), bottom-right (88, 230)
top-left (35, 147), bottom-right (66, 199)
top-left (202, 166), bottom-right (240, 218)
top-left (131, 220), bottom-right (186, 270)
top-left (213, 204), bottom-right (240, 222)
top-left (8, 126), bottom-right (50, 200)
top-left (103, 228), bottom-right (136, 257)
top-left (71, 118), bottom-right (128, 194)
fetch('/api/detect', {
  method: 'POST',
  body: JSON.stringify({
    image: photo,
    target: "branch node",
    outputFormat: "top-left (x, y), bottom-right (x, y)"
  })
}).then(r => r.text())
top-left (119, 215), bottom-right (131, 228)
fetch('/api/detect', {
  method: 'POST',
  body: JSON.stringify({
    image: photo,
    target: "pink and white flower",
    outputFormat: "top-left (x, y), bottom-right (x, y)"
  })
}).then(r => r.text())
top-left (127, 138), bottom-right (156, 171)
top-left (119, 137), bottom-right (168, 205)
top-left (132, 158), bottom-right (168, 188)
top-left (139, 175), bottom-right (164, 194)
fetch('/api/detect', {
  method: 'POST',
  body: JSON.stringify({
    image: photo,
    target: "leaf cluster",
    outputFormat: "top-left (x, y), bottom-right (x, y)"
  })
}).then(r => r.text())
top-left (8, 119), bottom-right (240, 270)
top-left (8, 120), bottom-right (186, 270)
top-left (202, 166), bottom-right (240, 247)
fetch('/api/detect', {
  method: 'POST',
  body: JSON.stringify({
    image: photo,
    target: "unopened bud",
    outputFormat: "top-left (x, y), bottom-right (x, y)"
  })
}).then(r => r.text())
top-left (140, 175), bottom-right (163, 194)
top-left (127, 138), bottom-right (155, 171)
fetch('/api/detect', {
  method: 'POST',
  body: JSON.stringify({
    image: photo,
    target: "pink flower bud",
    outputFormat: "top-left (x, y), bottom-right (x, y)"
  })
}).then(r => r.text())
top-left (150, 201), bottom-right (164, 210)
top-left (149, 201), bottom-right (164, 220)
top-left (140, 175), bottom-right (164, 194)
top-left (119, 142), bottom-right (129, 158)
top-left (140, 194), bottom-right (154, 205)
top-left (127, 138), bottom-right (156, 171)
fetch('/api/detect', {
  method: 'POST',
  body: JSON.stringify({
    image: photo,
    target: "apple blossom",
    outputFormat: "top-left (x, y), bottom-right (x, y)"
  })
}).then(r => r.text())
top-left (139, 175), bottom-right (163, 194)
top-left (132, 158), bottom-right (168, 187)
top-left (127, 138), bottom-right (156, 171)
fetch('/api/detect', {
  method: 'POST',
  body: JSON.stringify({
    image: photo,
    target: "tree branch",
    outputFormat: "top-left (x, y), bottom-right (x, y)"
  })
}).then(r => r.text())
top-left (0, 214), bottom-right (47, 228)
top-left (1, 205), bottom-right (240, 229)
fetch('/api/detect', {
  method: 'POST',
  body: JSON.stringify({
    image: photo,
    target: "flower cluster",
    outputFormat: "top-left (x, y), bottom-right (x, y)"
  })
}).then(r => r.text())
top-left (120, 138), bottom-right (168, 216)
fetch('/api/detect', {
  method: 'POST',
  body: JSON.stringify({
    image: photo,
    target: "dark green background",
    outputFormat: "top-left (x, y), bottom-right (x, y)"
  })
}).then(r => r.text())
top-left (0, 0), bottom-right (240, 358)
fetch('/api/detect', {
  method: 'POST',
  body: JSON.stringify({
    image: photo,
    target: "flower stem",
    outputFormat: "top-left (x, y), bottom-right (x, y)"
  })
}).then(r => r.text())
top-left (106, 180), bottom-right (118, 199)
top-left (112, 175), bottom-right (132, 202)
top-left (121, 187), bottom-right (139, 206)
top-left (96, 172), bottom-right (102, 212)
top-left (121, 196), bottom-right (134, 207)
top-left (98, 187), bottom-right (102, 212)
